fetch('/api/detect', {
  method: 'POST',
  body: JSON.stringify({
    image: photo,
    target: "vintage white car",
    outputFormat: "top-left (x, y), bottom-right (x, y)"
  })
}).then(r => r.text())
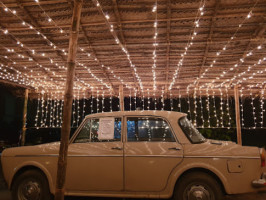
top-left (1, 111), bottom-right (266, 200)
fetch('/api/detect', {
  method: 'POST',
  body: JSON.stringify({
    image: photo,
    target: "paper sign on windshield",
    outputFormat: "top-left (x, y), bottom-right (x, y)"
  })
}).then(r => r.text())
top-left (98, 117), bottom-right (115, 140)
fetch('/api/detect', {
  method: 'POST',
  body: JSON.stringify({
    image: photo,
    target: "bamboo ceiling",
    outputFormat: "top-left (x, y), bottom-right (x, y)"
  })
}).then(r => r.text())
top-left (0, 0), bottom-right (265, 98)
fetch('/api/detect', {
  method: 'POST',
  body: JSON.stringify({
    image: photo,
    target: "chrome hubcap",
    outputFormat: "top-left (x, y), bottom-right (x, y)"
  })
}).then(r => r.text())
top-left (18, 180), bottom-right (41, 200)
top-left (187, 185), bottom-right (211, 200)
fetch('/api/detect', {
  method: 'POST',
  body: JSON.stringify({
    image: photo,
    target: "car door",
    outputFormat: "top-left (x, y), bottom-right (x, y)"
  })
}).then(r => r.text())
top-left (124, 116), bottom-right (183, 192)
top-left (65, 117), bottom-right (123, 192)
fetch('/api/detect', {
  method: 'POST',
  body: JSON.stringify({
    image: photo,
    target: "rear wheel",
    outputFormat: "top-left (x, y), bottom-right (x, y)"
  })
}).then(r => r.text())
top-left (12, 170), bottom-right (51, 200)
top-left (173, 172), bottom-right (224, 200)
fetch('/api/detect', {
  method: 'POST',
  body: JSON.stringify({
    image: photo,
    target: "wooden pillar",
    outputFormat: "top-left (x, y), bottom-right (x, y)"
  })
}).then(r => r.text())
top-left (234, 85), bottom-right (242, 145)
top-left (119, 85), bottom-right (124, 111)
top-left (54, 1), bottom-right (83, 200)
top-left (21, 89), bottom-right (28, 146)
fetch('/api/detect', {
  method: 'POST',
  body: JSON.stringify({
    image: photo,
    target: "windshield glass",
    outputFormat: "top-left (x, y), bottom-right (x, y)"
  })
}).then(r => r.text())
top-left (179, 117), bottom-right (206, 144)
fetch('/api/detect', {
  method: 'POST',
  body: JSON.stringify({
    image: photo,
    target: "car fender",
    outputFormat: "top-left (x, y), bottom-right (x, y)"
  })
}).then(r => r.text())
top-left (10, 160), bottom-right (55, 194)
top-left (166, 160), bottom-right (231, 195)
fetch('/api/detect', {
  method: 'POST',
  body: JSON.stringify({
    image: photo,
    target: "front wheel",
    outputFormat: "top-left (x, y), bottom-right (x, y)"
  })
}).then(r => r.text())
top-left (173, 172), bottom-right (224, 200)
top-left (12, 170), bottom-right (52, 200)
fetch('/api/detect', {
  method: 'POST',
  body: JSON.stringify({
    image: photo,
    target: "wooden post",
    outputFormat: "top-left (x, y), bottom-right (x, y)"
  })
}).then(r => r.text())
top-left (21, 89), bottom-right (28, 146)
top-left (54, 1), bottom-right (83, 200)
top-left (234, 85), bottom-right (242, 145)
top-left (119, 85), bottom-right (124, 111)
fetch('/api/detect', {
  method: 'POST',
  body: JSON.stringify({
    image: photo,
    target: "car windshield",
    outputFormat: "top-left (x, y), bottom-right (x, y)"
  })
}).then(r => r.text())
top-left (179, 117), bottom-right (206, 144)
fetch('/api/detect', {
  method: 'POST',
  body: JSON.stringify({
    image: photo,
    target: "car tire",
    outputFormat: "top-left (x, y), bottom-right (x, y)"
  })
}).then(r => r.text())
top-left (12, 169), bottom-right (52, 200)
top-left (173, 171), bottom-right (224, 200)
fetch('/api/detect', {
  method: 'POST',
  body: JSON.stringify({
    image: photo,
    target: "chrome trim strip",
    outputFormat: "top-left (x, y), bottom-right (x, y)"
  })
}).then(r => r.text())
top-left (184, 155), bottom-right (260, 159)
top-left (15, 154), bottom-right (58, 157)
top-left (68, 155), bottom-right (122, 157)
top-left (125, 155), bottom-right (183, 158)
top-left (15, 154), bottom-right (122, 157)
top-left (15, 155), bottom-right (258, 159)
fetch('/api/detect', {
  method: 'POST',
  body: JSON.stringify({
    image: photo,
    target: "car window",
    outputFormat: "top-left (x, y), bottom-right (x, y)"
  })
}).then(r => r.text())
top-left (91, 118), bottom-right (121, 142)
top-left (74, 120), bottom-right (91, 143)
top-left (74, 117), bottom-right (121, 143)
top-left (127, 117), bottom-right (175, 142)
top-left (179, 117), bottom-right (206, 144)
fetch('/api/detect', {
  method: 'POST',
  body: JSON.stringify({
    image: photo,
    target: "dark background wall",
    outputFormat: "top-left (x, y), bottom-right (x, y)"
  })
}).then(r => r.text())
top-left (0, 84), bottom-right (24, 146)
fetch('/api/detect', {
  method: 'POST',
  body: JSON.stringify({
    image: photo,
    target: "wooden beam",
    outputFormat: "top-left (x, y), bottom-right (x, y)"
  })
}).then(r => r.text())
top-left (0, 79), bottom-right (31, 89)
top-left (234, 85), bottom-right (242, 145)
top-left (21, 89), bottom-right (28, 146)
top-left (112, 0), bottom-right (125, 44)
top-left (55, 1), bottom-right (83, 200)
top-left (119, 84), bottom-right (124, 111)
top-left (66, 0), bottom-right (115, 94)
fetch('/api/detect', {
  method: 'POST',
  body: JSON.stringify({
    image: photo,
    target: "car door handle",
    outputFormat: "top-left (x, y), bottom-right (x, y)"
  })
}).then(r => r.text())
top-left (168, 147), bottom-right (181, 151)
top-left (111, 147), bottom-right (123, 150)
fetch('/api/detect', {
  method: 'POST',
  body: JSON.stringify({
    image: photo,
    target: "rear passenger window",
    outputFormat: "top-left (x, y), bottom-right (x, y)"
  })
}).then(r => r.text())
top-left (127, 117), bottom-right (175, 142)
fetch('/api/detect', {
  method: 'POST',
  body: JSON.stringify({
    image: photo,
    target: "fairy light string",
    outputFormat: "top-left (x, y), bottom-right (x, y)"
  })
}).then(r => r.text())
top-left (102, 90), bottom-right (105, 113)
top-left (187, 86), bottom-right (192, 121)
top-left (77, 90), bottom-right (80, 126)
top-left (219, 88), bottom-right (225, 128)
top-left (178, 88), bottom-right (182, 112)
top-left (1, 0), bottom-right (265, 131)
top-left (193, 88), bottom-right (198, 127)
top-left (82, 91), bottom-right (86, 119)
top-left (225, 86), bottom-right (232, 128)
top-left (169, 0), bottom-right (205, 91)
top-left (261, 86), bottom-right (265, 127)
top-left (249, 87), bottom-right (256, 129)
top-left (35, 93), bottom-right (40, 127)
top-left (206, 87), bottom-right (211, 128)
top-left (195, 1), bottom-right (259, 86)
top-left (0, 2), bottom-right (110, 92)
top-left (239, 87), bottom-right (245, 127)
top-left (92, 0), bottom-right (144, 93)
top-left (199, 89), bottom-right (205, 127)
top-left (152, 1), bottom-right (158, 91)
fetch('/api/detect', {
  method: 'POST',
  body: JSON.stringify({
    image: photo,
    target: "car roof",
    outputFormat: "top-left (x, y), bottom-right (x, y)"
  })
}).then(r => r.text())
top-left (84, 110), bottom-right (186, 119)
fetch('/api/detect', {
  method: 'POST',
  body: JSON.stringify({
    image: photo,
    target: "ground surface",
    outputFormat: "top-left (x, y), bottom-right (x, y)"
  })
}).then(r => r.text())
top-left (0, 160), bottom-right (265, 200)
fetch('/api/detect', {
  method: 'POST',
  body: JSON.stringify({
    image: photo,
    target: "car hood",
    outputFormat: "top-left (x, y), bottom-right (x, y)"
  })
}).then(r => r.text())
top-left (183, 139), bottom-right (260, 158)
top-left (1, 142), bottom-right (60, 157)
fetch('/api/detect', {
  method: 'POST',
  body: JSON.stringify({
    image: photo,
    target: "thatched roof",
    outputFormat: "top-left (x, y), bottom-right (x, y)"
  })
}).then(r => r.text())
top-left (0, 0), bottom-right (265, 98)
